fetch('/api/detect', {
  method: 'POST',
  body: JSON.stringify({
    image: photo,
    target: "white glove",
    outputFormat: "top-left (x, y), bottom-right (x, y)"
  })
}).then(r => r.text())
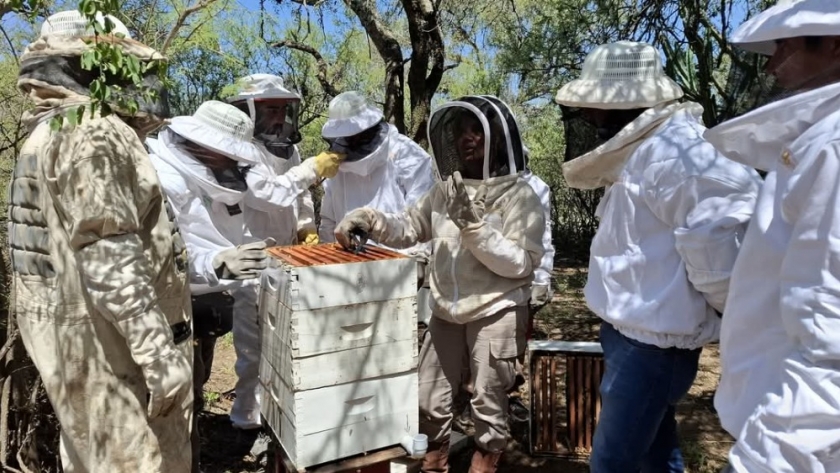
top-left (530, 284), bottom-right (551, 308)
top-left (335, 208), bottom-right (381, 252)
top-left (446, 171), bottom-right (488, 229)
top-left (212, 238), bottom-right (275, 280)
top-left (142, 347), bottom-right (192, 419)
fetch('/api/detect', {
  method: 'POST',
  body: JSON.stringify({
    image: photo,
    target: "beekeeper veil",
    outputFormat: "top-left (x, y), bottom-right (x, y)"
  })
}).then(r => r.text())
top-left (428, 95), bottom-right (525, 180)
top-left (17, 10), bottom-right (170, 131)
top-left (227, 73), bottom-right (302, 159)
top-left (321, 91), bottom-right (390, 163)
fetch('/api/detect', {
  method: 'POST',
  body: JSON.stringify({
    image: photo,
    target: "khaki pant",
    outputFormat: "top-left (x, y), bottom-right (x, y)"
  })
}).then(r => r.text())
top-left (192, 336), bottom-right (217, 473)
top-left (419, 307), bottom-right (527, 452)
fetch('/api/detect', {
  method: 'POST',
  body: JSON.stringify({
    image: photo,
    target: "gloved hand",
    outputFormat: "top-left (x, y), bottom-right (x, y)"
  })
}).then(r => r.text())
top-left (530, 284), bottom-right (551, 309)
top-left (212, 238), bottom-right (275, 280)
top-left (311, 151), bottom-right (346, 179)
top-left (297, 228), bottom-right (319, 246)
top-left (446, 171), bottom-right (488, 229)
top-left (142, 346), bottom-right (192, 419)
top-left (335, 208), bottom-right (380, 252)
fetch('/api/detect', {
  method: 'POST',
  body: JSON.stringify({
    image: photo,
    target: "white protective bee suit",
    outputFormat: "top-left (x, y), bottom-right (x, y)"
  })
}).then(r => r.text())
top-left (10, 11), bottom-right (193, 472)
top-left (706, 2), bottom-right (840, 471)
top-left (555, 41), bottom-right (761, 473)
top-left (318, 91), bottom-right (437, 255)
top-left (318, 91), bottom-right (437, 326)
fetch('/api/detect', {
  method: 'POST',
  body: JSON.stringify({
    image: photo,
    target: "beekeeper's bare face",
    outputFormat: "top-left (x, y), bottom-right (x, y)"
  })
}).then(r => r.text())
top-left (765, 36), bottom-right (840, 92)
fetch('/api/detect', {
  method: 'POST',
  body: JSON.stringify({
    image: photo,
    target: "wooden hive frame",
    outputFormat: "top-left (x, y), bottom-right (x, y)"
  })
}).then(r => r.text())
top-left (528, 340), bottom-right (605, 459)
top-left (267, 243), bottom-right (407, 267)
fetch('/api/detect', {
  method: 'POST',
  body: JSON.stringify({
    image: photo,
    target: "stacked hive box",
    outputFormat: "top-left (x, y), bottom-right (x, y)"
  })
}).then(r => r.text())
top-left (258, 243), bottom-right (419, 469)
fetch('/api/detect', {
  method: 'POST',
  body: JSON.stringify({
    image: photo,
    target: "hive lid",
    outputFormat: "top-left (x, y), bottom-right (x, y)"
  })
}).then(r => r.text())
top-left (267, 243), bottom-right (408, 267)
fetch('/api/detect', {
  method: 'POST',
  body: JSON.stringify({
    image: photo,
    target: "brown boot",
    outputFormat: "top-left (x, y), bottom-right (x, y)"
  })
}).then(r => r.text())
top-left (421, 440), bottom-right (450, 473)
top-left (468, 448), bottom-right (502, 473)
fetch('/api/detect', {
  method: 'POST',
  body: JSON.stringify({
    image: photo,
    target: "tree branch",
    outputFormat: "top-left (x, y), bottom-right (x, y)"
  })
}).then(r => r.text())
top-left (160, 0), bottom-right (218, 54)
top-left (272, 39), bottom-right (340, 97)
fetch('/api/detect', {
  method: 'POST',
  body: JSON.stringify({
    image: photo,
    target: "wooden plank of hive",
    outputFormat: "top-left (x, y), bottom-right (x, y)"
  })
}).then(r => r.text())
top-left (530, 353), bottom-right (541, 452)
top-left (588, 356), bottom-right (596, 450)
top-left (541, 356), bottom-right (551, 451)
top-left (567, 355), bottom-right (576, 450)
top-left (549, 355), bottom-right (558, 451)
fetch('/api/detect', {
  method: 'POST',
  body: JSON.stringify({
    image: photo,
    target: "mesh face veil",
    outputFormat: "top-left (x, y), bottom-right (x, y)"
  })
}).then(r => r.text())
top-left (240, 99), bottom-right (302, 159)
top-left (428, 95), bottom-right (525, 180)
top-left (227, 74), bottom-right (303, 159)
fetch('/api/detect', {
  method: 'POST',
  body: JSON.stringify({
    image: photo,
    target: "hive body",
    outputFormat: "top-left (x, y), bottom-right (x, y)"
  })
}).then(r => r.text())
top-left (259, 244), bottom-right (420, 469)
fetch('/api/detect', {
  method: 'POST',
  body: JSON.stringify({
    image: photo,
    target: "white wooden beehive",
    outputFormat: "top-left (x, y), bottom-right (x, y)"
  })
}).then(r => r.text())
top-left (258, 243), bottom-right (420, 469)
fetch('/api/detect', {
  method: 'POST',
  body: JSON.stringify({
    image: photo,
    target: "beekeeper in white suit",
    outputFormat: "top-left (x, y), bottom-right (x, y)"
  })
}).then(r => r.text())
top-left (226, 73), bottom-right (320, 246)
top-left (148, 101), bottom-right (342, 451)
top-left (9, 10), bottom-right (193, 472)
top-left (554, 41), bottom-right (761, 472)
top-left (318, 91), bottom-right (436, 251)
top-left (318, 91), bottom-right (437, 328)
top-left (703, 1), bottom-right (840, 471)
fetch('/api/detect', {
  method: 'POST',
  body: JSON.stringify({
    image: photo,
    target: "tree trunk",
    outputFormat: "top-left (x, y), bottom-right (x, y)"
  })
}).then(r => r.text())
top-left (344, 0), bottom-right (407, 133)
top-left (402, 0), bottom-right (445, 146)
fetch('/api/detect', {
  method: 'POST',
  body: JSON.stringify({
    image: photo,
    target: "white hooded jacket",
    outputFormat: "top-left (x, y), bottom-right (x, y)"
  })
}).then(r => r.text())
top-left (147, 130), bottom-right (255, 296)
top-left (577, 103), bottom-right (762, 350)
top-left (319, 124), bottom-right (436, 255)
top-left (707, 81), bottom-right (840, 473)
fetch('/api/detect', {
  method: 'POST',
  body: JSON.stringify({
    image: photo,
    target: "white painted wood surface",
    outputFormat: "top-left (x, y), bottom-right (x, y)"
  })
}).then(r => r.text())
top-left (261, 360), bottom-right (418, 432)
top-left (257, 252), bottom-right (421, 469)
top-left (269, 338), bottom-right (417, 391)
top-left (261, 258), bottom-right (417, 311)
top-left (260, 291), bottom-right (417, 359)
top-left (260, 357), bottom-right (419, 468)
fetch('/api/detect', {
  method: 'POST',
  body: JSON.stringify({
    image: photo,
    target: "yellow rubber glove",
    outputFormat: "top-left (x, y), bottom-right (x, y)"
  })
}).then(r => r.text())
top-left (297, 228), bottom-right (319, 246)
top-left (312, 151), bottom-right (346, 179)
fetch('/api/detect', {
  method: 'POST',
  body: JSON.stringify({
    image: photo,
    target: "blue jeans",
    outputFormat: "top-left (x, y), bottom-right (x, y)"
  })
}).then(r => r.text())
top-left (590, 323), bottom-right (702, 473)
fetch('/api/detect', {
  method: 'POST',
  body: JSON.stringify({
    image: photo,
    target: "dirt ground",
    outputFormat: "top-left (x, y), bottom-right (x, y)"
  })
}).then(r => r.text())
top-left (199, 264), bottom-right (733, 473)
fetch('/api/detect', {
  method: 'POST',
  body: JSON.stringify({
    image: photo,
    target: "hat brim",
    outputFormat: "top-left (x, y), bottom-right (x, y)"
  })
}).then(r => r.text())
top-left (227, 91), bottom-right (301, 103)
top-left (554, 77), bottom-right (684, 110)
top-left (168, 117), bottom-right (263, 165)
top-left (731, 0), bottom-right (840, 56)
top-left (322, 107), bottom-right (384, 139)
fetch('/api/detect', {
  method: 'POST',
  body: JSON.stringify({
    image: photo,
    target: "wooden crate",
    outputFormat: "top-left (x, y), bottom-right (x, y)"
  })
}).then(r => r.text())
top-left (258, 244), bottom-right (420, 470)
top-left (529, 341), bottom-right (604, 458)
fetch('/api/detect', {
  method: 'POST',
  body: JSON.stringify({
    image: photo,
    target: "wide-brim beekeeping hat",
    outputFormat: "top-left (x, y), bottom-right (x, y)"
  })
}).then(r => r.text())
top-left (168, 100), bottom-right (263, 164)
top-left (730, 0), bottom-right (840, 56)
top-left (321, 91), bottom-right (384, 139)
top-left (554, 41), bottom-right (684, 110)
